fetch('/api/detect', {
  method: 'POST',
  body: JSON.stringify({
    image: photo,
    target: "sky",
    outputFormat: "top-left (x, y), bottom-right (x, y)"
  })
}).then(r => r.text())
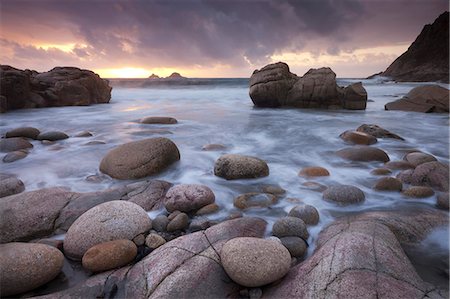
top-left (0, 0), bottom-right (448, 78)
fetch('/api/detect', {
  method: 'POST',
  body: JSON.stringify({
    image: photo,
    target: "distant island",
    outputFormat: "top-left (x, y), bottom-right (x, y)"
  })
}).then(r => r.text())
top-left (148, 72), bottom-right (187, 80)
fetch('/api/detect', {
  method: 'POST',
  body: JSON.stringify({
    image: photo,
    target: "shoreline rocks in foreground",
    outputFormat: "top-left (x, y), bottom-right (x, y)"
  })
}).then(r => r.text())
top-left (0, 65), bottom-right (112, 113)
top-left (249, 62), bottom-right (367, 110)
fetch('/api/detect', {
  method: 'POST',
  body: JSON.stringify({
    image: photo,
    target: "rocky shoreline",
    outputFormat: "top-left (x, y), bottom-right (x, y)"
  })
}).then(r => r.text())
top-left (1, 113), bottom-right (449, 297)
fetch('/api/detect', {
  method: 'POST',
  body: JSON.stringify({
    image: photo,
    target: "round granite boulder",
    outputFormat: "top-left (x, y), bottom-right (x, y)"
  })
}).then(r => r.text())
top-left (402, 186), bottom-right (435, 198)
top-left (298, 166), bottom-right (330, 177)
top-left (0, 137), bottom-right (33, 152)
top-left (336, 146), bottom-right (389, 162)
top-left (221, 237), bottom-right (291, 287)
top-left (397, 161), bottom-right (449, 192)
top-left (164, 184), bottom-right (215, 213)
top-left (5, 127), bottom-right (40, 139)
top-left (339, 130), bottom-right (377, 145)
top-left (280, 236), bottom-right (307, 257)
top-left (82, 239), bottom-right (137, 273)
top-left (234, 192), bottom-right (277, 209)
top-left (323, 185), bottom-right (365, 205)
top-left (288, 205), bottom-right (319, 225)
top-left (3, 149), bottom-right (28, 163)
top-left (373, 177), bottom-right (403, 191)
top-left (0, 242), bottom-right (64, 296)
top-left (404, 152), bottom-right (437, 167)
top-left (64, 200), bottom-right (152, 260)
top-left (214, 154), bottom-right (269, 180)
top-left (37, 131), bottom-right (69, 141)
top-left (99, 137), bottom-right (180, 180)
top-left (0, 175), bottom-right (25, 198)
top-left (272, 216), bottom-right (309, 240)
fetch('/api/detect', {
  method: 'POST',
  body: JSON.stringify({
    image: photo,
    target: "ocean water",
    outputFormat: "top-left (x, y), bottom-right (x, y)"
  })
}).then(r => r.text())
top-left (1, 78), bottom-right (449, 256)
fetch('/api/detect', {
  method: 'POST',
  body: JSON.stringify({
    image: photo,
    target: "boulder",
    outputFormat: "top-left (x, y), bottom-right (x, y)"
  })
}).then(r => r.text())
top-left (249, 62), bottom-right (367, 110)
top-left (99, 137), bottom-right (180, 180)
top-left (404, 152), bottom-right (437, 167)
top-left (214, 154), bottom-right (269, 180)
top-left (0, 242), bottom-right (64, 296)
top-left (436, 192), bottom-right (449, 210)
top-left (196, 203), bottom-right (219, 215)
top-left (298, 166), bottom-right (330, 177)
top-left (288, 204), bottom-right (320, 225)
top-left (82, 239), bottom-right (137, 273)
top-left (380, 12), bottom-right (449, 83)
top-left (202, 143), bottom-right (227, 151)
top-left (397, 161), bottom-right (449, 191)
top-left (126, 179), bottom-right (172, 211)
top-left (0, 137), bottom-right (33, 152)
top-left (373, 177), bottom-right (403, 191)
top-left (370, 168), bottom-right (392, 175)
top-left (323, 185), bottom-right (365, 205)
top-left (402, 186), bottom-right (435, 198)
top-left (166, 212), bottom-right (189, 232)
top-left (0, 65), bottom-right (112, 112)
top-left (145, 233), bottom-right (166, 249)
top-left (356, 124), bottom-right (404, 140)
top-left (37, 131), bottom-right (69, 141)
top-left (263, 209), bottom-right (449, 298)
top-left (385, 85), bottom-right (449, 113)
top-left (339, 130), bottom-right (377, 145)
top-left (164, 184), bottom-right (215, 213)
top-left (152, 214), bottom-right (169, 232)
top-left (3, 149), bottom-right (28, 163)
top-left (0, 174), bottom-right (25, 198)
top-left (74, 131), bottom-right (93, 137)
top-left (5, 127), bottom-right (40, 139)
top-left (221, 237), bottom-right (291, 287)
top-left (384, 160), bottom-right (415, 170)
top-left (280, 236), bottom-right (308, 257)
top-left (63, 200), bottom-right (152, 260)
top-left (234, 192), bottom-right (277, 209)
top-left (336, 146), bottom-right (390, 162)
top-left (140, 116), bottom-right (178, 124)
top-left (0, 188), bottom-right (73, 243)
top-left (272, 216), bottom-right (309, 240)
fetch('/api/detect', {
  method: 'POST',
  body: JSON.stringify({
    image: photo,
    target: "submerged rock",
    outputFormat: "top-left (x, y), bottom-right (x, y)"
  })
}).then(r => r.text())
top-left (140, 116), bottom-right (178, 124)
top-left (2, 149), bottom-right (28, 163)
top-left (385, 85), bottom-right (449, 113)
top-left (99, 137), bottom-right (180, 180)
top-left (214, 154), bottom-right (269, 180)
top-left (0, 242), bottom-right (64, 297)
top-left (202, 143), bottom-right (227, 151)
top-left (249, 62), bottom-right (367, 110)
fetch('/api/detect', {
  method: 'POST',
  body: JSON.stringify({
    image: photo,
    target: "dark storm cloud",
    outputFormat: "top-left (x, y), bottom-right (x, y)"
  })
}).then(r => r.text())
top-left (0, 0), bottom-right (448, 71)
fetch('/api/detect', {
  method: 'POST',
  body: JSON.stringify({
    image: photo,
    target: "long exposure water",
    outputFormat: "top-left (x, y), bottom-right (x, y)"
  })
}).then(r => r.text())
top-left (1, 78), bottom-right (449, 263)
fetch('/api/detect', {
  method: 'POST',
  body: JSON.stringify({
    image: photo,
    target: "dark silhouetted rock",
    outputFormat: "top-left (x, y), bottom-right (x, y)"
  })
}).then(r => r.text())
top-left (385, 85), bottom-right (449, 113)
top-left (249, 62), bottom-right (367, 110)
top-left (380, 12), bottom-right (449, 83)
top-left (0, 65), bottom-right (112, 112)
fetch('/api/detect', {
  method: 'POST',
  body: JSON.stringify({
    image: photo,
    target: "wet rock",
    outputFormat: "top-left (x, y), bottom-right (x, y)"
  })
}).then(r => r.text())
top-left (260, 185), bottom-right (286, 195)
top-left (5, 127), bottom-right (40, 139)
top-left (436, 193), bottom-right (449, 210)
top-left (370, 168), bottom-right (392, 175)
top-left (63, 200), bottom-right (152, 260)
top-left (84, 140), bottom-right (105, 145)
top-left (130, 129), bottom-right (173, 135)
top-left (221, 237), bottom-right (291, 287)
top-left (301, 181), bottom-right (327, 192)
top-left (298, 166), bottom-right (330, 177)
top-left (272, 216), bottom-right (309, 239)
top-left (99, 137), bottom-right (180, 180)
top-left (126, 179), bottom-right (172, 211)
top-left (0, 188), bottom-right (72, 242)
top-left (189, 216), bottom-right (212, 232)
top-left (152, 214), bottom-right (169, 232)
top-left (280, 236), bottom-right (307, 257)
top-left (249, 288), bottom-right (263, 299)
top-left (82, 239), bottom-right (137, 273)
top-left (0, 174), bottom-right (25, 198)
top-left (0, 242), bottom-right (64, 297)
top-left (288, 204), bottom-right (320, 225)
top-left (397, 161), bottom-right (449, 191)
top-left (214, 154), bottom-right (269, 180)
top-left (74, 131), bottom-right (93, 137)
top-left (202, 143), bottom-right (226, 151)
top-left (263, 209), bottom-right (448, 298)
top-left (0, 137), bottom-right (33, 152)
top-left (145, 233), bottom-right (166, 249)
top-left (339, 130), bottom-right (377, 145)
top-left (385, 85), bottom-right (449, 113)
top-left (196, 203), bottom-right (219, 215)
top-left (356, 124), bottom-right (404, 140)
top-left (402, 186), bottom-right (435, 198)
top-left (234, 192), bottom-right (277, 209)
top-left (373, 177), bottom-right (403, 191)
top-left (385, 160), bottom-right (415, 170)
top-left (323, 185), bottom-right (365, 205)
top-left (140, 116), bottom-right (178, 124)
top-left (164, 184), bottom-right (215, 213)
top-left (336, 146), bottom-right (390, 162)
top-left (404, 152), bottom-right (437, 167)
top-left (3, 149), bottom-right (28, 163)
top-left (37, 131), bottom-right (69, 141)
top-left (166, 212), bottom-right (189, 232)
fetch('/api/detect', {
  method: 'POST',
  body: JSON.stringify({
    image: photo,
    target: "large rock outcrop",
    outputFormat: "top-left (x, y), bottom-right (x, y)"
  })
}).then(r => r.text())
top-left (385, 85), bottom-right (449, 113)
top-left (249, 62), bottom-right (367, 110)
top-left (380, 11), bottom-right (449, 83)
top-left (0, 65), bottom-right (112, 112)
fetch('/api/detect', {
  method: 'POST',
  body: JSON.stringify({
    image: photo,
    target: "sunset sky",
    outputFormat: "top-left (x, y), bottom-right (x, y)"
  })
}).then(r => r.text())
top-left (0, 0), bottom-right (448, 78)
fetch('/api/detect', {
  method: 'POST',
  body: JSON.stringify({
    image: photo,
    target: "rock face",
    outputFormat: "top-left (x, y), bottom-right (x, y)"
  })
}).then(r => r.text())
top-left (264, 209), bottom-right (449, 298)
top-left (0, 242), bottom-right (64, 296)
top-left (99, 137), bottom-right (180, 180)
top-left (63, 200), bottom-right (152, 260)
top-left (0, 65), bottom-right (112, 113)
top-left (385, 85), bottom-right (449, 113)
top-left (214, 154), bottom-right (269, 180)
top-left (380, 12), bottom-right (449, 83)
top-left (221, 237), bottom-right (291, 287)
top-left (249, 62), bottom-right (367, 110)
